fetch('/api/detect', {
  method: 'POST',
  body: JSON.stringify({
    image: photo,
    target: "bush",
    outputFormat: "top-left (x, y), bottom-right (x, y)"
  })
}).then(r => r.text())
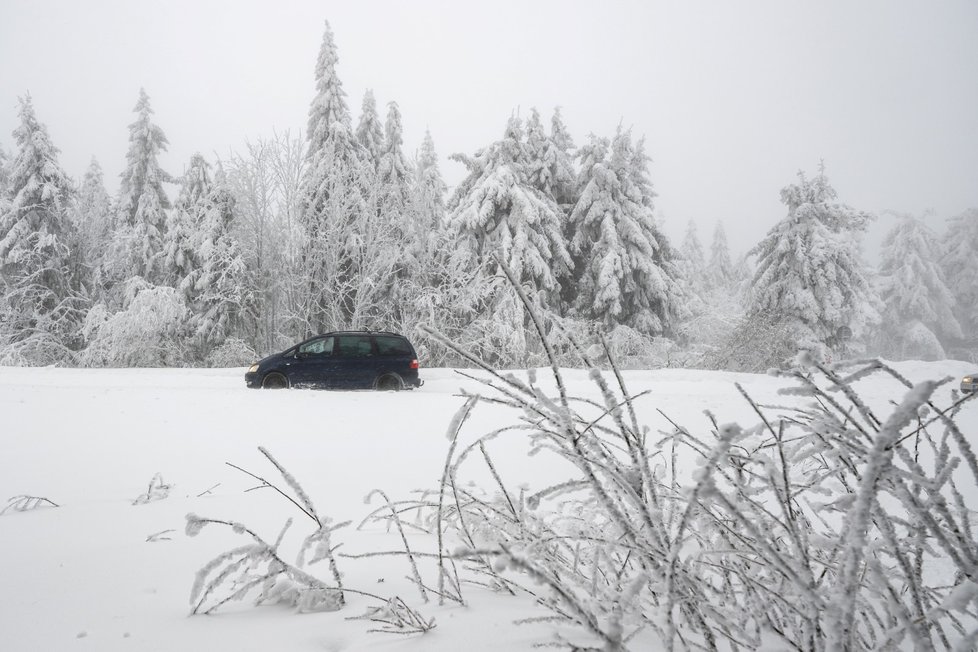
top-left (204, 337), bottom-right (258, 367)
top-left (375, 261), bottom-right (978, 650)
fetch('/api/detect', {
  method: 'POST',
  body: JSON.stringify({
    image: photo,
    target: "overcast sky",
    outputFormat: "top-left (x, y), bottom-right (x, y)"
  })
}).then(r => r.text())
top-left (1, 0), bottom-right (976, 258)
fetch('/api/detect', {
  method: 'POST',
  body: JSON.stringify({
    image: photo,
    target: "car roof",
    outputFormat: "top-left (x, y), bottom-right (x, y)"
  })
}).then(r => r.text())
top-left (300, 331), bottom-right (408, 340)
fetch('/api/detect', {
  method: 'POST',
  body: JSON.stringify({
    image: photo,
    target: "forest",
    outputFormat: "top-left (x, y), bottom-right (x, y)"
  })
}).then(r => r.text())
top-left (1, 21), bottom-right (976, 371)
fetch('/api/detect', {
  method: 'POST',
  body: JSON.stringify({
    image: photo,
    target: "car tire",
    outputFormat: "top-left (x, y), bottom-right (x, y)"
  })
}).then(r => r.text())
top-left (376, 374), bottom-right (402, 391)
top-left (262, 372), bottom-right (289, 389)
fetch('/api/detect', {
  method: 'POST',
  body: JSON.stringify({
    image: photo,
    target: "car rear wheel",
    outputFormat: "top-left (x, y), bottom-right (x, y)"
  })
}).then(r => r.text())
top-left (262, 372), bottom-right (289, 389)
top-left (376, 374), bottom-right (402, 391)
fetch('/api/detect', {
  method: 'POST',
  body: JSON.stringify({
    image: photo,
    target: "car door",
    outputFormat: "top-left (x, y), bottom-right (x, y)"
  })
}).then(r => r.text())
top-left (332, 335), bottom-right (378, 388)
top-left (289, 336), bottom-right (336, 387)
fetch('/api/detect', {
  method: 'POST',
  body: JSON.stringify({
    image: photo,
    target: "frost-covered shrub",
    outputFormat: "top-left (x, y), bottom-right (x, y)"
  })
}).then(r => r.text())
top-left (703, 308), bottom-right (800, 372)
top-left (2, 494), bottom-right (58, 514)
top-left (185, 447), bottom-right (434, 633)
top-left (132, 473), bottom-right (170, 505)
top-left (204, 337), bottom-right (257, 367)
top-left (80, 278), bottom-right (190, 367)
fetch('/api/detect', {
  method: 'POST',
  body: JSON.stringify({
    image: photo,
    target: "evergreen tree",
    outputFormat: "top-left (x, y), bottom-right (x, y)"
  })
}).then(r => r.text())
top-left (568, 127), bottom-right (686, 336)
top-left (708, 220), bottom-right (734, 289)
top-left (448, 115), bottom-right (572, 302)
top-left (191, 165), bottom-right (245, 354)
top-left (549, 107), bottom-right (577, 210)
top-left (0, 143), bottom-right (10, 197)
top-left (413, 129), bottom-right (446, 231)
top-left (680, 220), bottom-right (706, 290)
top-left (746, 164), bottom-right (878, 354)
top-left (306, 21), bottom-right (353, 157)
top-left (163, 153), bottom-right (212, 292)
top-left (298, 20), bottom-right (374, 334)
top-left (378, 101), bottom-right (412, 220)
top-left (399, 129), bottom-right (448, 308)
top-left (355, 90), bottom-right (384, 171)
top-left (0, 96), bottom-right (81, 364)
top-left (71, 158), bottom-right (114, 298)
top-left (116, 88), bottom-right (173, 284)
top-left (941, 207), bottom-right (978, 339)
top-left (524, 109), bottom-right (554, 197)
top-left (878, 213), bottom-right (959, 360)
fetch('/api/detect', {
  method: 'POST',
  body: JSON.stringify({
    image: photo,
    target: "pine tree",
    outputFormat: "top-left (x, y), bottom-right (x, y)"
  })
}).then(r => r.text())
top-left (378, 101), bottom-right (412, 218)
top-left (306, 21), bottom-right (353, 158)
top-left (878, 213), bottom-right (960, 360)
top-left (298, 20), bottom-right (374, 334)
top-left (413, 129), bottom-right (446, 232)
top-left (941, 207), bottom-right (978, 340)
top-left (355, 90), bottom-right (384, 171)
top-left (746, 164), bottom-right (878, 354)
top-left (0, 143), bottom-right (10, 198)
top-left (549, 107), bottom-right (577, 210)
top-left (191, 165), bottom-right (245, 354)
top-left (0, 96), bottom-right (81, 364)
top-left (116, 88), bottom-right (173, 284)
top-left (568, 127), bottom-right (686, 336)
top-left (448, 115), bottom-right (572, 302)
top-left (524, 109), bottom-right (553, 197)
top-left (163, 153), bottom-right (212, 292)
top-left (72, 158), bottom-right (115, 291)
top-left (681, 220), bottom-right (706, 290)
top-left (708, 220), bottom-right (734, 289)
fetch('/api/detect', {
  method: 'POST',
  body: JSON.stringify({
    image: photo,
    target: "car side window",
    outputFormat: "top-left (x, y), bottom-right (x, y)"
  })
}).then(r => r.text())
top-left (299, 337), bottom-right (333, 356)
top-left (336, 335), bottom-right (374, 357)
top-left (375, 336), bottom-right (412, 356)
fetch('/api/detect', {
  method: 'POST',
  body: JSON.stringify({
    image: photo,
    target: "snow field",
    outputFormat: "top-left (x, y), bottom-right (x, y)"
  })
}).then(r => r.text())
top-left (1, 361), bottom-right (976, 651)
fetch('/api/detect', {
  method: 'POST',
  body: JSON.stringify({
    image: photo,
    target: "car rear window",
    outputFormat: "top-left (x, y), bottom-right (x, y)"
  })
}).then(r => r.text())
top-left (375, 336), bottom-right (413, 356)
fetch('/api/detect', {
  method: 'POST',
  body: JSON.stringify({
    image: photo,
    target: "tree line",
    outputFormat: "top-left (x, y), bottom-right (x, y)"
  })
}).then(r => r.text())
top-left (1, 21), bottom-right (976, 369)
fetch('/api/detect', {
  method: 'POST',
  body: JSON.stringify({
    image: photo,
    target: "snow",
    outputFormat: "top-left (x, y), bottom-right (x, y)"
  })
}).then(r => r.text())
top-left (1, 361), bottom-right (976, 651)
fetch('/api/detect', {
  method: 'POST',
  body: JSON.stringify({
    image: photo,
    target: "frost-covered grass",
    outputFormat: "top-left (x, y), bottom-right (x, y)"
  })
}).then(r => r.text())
top-left (0, 360), bottom-right (976, 651)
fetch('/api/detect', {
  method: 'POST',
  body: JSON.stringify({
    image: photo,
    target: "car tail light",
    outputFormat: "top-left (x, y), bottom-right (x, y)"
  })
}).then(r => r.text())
top-left (410, 359), bottom-right (419, 370)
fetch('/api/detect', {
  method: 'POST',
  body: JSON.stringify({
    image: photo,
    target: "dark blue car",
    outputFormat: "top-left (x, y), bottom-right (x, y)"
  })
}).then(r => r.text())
top-left (245, 331), bottom-right (422, 390)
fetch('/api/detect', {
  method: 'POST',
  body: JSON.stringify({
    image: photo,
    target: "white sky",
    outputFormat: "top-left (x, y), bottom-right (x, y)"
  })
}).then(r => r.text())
top-left (1, 0), bottom-right (976, 258)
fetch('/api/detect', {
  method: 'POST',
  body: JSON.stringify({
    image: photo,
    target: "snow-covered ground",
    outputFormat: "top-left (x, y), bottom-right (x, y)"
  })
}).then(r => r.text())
top-left (1, 361), bottom-right (975, 651)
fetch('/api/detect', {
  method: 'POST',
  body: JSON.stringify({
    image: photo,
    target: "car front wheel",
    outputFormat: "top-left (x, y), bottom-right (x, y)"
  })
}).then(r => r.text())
top-left (262, 372), bottom-right (289, 389)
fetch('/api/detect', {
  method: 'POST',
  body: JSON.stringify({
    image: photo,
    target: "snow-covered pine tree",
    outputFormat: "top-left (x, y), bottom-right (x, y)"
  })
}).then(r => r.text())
top-left (0, 143), bottom-right (10, 197)
top-left (448, 114), bottom-right (572, 306)
top-left (941, 207), bottom-right (978, 346)
top-left (115, 88), bottom-right (173, 285)
top-left (377, 100), bottom-right (415, 323)
top-left (378, 101), bottom-right (412, 220)
top-left (72, 158), bottom-right (115, 295)
top-left (707, 220), bottom-right (734, 290)
top-left (568, 127), bottom-right (686, 336)
top-left (877, 212), bottom-right (960, 360)
top-left (746, 164), bottom-right (878, 357)
top-left (190, 165), bottom-right (245, 357)
top-left (395, 129), bottom-right (448, 326)
top-left (413, 129), bottom-right (446, 234)
top-left (163, 153), bottom-right (212, 293)
top-left (0, 95), bottom-right (82, 365)
top-left (355, 90), bottom-right (384, 171)
top-left (680, 220), bottom-right (706, 291)
top-left (549, 107), bottom-right (578, 210)
top-left (298, 20), bottom-right (375, 335)
top-left (524, 109), bottom-right (555, 199)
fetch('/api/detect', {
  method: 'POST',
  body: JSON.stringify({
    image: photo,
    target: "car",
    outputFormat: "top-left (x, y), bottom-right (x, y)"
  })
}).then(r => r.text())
top-left (962, 373), bottom-right (978, 394)
top-left (245, 331), bottom-right (422, 390)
